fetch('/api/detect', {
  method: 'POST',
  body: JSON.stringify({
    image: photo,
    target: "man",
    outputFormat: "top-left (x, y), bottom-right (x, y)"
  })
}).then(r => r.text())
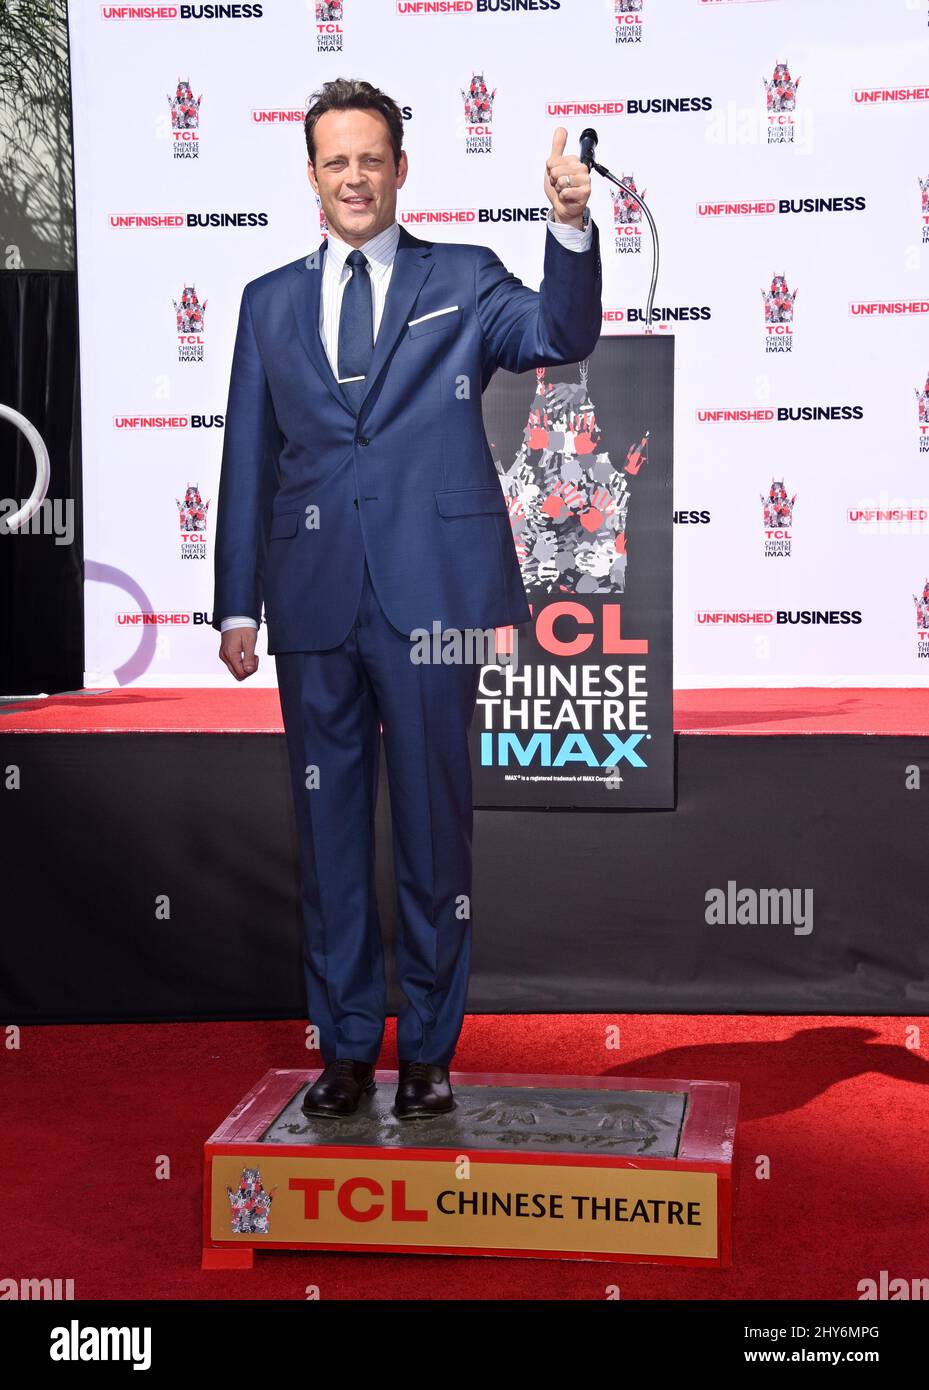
top-left (212, 78), bottom-right (601, 1120)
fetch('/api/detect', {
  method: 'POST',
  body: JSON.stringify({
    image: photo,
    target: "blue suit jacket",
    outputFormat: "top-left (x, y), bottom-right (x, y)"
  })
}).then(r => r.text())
top-left (211, 220), bottom-right (602, 653)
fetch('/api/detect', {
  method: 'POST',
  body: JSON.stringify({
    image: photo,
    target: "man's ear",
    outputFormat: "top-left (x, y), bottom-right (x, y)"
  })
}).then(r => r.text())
top-left (395, 150), bottom-right (409, 190)
top-left (307, 159), bottom-right (319, 195)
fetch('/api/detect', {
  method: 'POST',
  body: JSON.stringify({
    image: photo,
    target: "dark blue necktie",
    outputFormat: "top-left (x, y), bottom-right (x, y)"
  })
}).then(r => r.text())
top-left (337, 249), bottom-right (373, 412)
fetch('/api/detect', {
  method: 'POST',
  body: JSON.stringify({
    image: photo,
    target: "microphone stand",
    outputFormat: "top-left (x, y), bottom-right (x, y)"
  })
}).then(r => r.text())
top-left (588, 159), bottom-right (660, 334)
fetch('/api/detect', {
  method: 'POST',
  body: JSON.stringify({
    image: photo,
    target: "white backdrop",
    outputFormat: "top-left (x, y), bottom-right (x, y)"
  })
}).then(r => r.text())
top-left (67, 0), bottom-right (929, 687)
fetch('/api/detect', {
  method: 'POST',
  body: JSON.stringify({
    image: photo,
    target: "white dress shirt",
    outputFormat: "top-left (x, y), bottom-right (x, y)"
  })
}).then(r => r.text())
top-left (220, 209), bottom-right (593, 633)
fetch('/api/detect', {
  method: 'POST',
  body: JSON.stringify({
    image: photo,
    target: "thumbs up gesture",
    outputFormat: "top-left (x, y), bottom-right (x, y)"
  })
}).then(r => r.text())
top-left (544, 126), bottom-right (591, 230)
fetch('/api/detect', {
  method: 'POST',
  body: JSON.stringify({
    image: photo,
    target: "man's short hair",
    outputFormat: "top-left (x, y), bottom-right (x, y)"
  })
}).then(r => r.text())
top-left (304, 78), bottom-right (404, 170)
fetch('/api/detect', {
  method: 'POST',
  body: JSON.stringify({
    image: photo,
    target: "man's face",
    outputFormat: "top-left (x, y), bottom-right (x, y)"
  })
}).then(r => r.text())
top-left (307, 107), bottom-right (407, 246)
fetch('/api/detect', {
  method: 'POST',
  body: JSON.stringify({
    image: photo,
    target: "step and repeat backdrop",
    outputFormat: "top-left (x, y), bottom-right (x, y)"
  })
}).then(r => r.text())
top-left (68, 0), bottom-right (929, 688)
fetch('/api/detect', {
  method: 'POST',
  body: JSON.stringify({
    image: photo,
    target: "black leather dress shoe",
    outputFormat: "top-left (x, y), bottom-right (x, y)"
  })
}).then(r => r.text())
top-left (302, 1059), bottom-right (376, 1117)
top-left (394, 1061), bottom-right (455, 1119)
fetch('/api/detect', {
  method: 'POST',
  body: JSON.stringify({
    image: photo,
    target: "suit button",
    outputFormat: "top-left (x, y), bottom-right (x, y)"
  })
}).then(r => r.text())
top-left (356, 435), bottom-right (369, 447)
top-left (353, 497), bottom-right (358, 508)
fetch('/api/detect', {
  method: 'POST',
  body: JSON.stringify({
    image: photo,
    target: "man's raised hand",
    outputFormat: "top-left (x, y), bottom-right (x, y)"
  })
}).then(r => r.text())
top-left (544, 126), bottom-right (592, 230)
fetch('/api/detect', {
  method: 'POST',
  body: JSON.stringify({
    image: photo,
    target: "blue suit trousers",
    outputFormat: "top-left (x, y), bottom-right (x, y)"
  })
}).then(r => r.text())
top-left (274, 558), bottom-right (482, 1067)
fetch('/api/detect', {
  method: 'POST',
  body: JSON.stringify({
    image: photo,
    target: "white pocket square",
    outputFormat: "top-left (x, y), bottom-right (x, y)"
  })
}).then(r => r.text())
top-left (407, 305), bottom-right (459, 327)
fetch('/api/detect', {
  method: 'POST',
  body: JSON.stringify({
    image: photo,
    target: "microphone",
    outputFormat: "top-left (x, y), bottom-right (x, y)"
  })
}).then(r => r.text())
top-left (578, 128), bottom-right (599, 171)
top-left (579, 129), bottom-right (662, 332)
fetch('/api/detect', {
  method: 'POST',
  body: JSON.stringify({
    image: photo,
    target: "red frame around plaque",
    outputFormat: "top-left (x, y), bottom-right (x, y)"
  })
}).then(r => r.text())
top-left (202, 1069), bottom-right (739, 1268)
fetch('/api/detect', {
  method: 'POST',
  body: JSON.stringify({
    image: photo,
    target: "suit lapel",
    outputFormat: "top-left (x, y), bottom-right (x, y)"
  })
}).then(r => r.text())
top-left (287, 239), bottom-right (350, 414)
top-left (359, 225), bottom-right (434, 415)
top-left (287, 225), bottom-right (435, 419)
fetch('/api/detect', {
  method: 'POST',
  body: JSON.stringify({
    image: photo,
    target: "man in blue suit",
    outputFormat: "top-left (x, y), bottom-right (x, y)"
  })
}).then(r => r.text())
top-left (213, 79), bottom-right (601, 1119)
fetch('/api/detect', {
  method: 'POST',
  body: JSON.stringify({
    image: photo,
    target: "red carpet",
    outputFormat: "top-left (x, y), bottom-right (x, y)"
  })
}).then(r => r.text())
top-left (2, 686), bottom-right (928, 734)
top-left (4, 1013), bottom-right (926, 1300)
